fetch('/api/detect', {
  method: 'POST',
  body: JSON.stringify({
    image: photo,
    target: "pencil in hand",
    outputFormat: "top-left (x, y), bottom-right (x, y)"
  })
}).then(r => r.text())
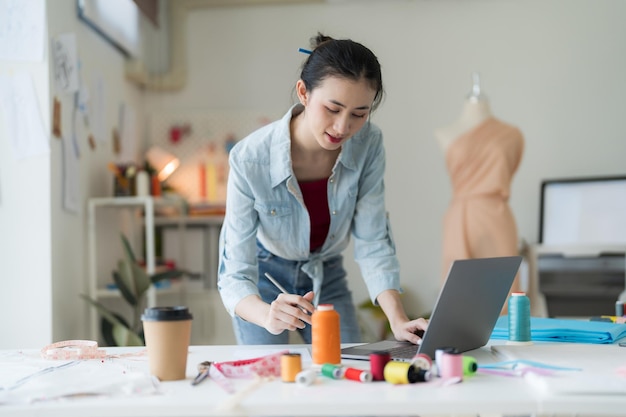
top-left (264, 272), bottom-right (310, 314)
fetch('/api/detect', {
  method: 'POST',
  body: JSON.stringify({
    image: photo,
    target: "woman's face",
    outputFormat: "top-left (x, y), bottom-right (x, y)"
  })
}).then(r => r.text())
top-left (297, 76), bottom-right (377, 151)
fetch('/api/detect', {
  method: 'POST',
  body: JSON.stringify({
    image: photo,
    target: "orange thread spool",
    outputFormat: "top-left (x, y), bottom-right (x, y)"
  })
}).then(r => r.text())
top-left (281, 353), bottom-right (302, 383)
top-left (312, 304), bottom-right (341, 365)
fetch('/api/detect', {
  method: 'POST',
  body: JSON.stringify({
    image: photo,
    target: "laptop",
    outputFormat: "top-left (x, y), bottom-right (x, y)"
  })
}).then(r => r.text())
top-left (341, 256), bottom-right (522, 361)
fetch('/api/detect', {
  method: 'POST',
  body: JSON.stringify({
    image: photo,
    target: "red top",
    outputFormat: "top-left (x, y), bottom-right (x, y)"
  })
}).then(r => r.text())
top-left (299, 178), bottom-right (330, 252)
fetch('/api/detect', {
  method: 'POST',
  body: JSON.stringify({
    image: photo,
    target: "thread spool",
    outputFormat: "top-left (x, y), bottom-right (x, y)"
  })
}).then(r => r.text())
top-left (369, 351), bottom-right (391, 381)
top-left (312, 304), bottom-right (341, 365)
top-left (508, 292), bottom-right (532, 345)
top-left (462, 355), bottom-right (478, 376)
top-left (411, 353), bottom-right (432, 371)
top-left (414, 368), bottom-right (432, 382)
top-left (281, 353), bottom-right (302, 383)
top-left (344, 367), bottom-right (372, 383)
top-left (435, 347), bottom-right (456, 377)
top-left (384, 361), bottom-right (419, 384)
top-left (321, 363), bottom-right (344, 379)
top-left (295, 369), bottom-right (316, 386)
top-left (439, 350), bottom-right (463, 382)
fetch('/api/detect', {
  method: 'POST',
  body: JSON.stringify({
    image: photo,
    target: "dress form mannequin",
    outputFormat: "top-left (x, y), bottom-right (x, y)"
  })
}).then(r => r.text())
top-left (436, 73), bottom-right (525, 314)
top-left (435, 73), bottom-right (492, 152)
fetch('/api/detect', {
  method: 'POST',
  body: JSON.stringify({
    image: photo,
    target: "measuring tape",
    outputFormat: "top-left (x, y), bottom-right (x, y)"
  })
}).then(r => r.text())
top-left (208, 350), bottom-right (287, 393)
top-left (41, 340), bottom-right (108, 360)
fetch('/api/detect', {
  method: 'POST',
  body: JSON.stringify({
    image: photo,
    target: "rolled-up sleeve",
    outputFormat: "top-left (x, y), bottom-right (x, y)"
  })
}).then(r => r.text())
top-left (218, 150), bottom-right (262, 316)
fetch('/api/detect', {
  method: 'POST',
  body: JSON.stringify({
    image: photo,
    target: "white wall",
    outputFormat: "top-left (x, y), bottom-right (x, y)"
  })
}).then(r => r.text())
top-left (145, 0), bottom-right (626, 319)
top-left (0, 0), bottom-right (145, 348)
top-left (0, 29), bottom-right (52, 348)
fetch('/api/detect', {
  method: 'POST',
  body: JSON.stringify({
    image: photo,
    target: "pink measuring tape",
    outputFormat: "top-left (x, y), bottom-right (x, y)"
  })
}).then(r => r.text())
top-left (208, 350), bottom-right (287, 393)
top-left (41, 340), bottom-right (109, 360)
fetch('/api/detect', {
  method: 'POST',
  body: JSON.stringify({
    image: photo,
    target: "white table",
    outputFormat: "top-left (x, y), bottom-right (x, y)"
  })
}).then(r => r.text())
top-left (1, 342), bottom-right (625, 417)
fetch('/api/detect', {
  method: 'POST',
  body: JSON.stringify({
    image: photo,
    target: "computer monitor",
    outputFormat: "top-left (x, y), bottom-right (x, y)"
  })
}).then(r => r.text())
top-left (539, 175), bottom-right (626, 245)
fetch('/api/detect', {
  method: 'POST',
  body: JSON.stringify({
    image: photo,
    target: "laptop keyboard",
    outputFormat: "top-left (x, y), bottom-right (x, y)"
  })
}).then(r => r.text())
top-left (387, 343), bottom-right (419, 360)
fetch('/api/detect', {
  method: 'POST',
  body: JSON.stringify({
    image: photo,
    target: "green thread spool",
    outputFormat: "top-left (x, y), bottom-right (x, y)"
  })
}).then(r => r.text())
top-left (462, 355), bottom-right (477, 375)
top-left (508, 292), bottom-right (532, 344)
top-left (321, 363), bottom-right (344, 379)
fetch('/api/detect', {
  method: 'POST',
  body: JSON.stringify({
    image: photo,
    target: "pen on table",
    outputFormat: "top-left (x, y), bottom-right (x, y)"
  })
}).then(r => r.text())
top-left (264, 272), bottom-right (309, 314)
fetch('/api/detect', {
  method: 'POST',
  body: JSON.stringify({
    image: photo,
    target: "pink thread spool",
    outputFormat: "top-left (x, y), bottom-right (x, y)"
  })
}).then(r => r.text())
top-left (411, 353), bottom-right (432, 371)
top-left (439, 349), bottom-right (463, 382)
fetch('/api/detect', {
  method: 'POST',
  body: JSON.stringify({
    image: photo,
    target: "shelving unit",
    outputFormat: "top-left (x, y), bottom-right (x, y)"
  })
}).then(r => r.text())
top-left (86, 196), bottom-right (186, 342)
top-left (154, 214), bottom-right (224, 290)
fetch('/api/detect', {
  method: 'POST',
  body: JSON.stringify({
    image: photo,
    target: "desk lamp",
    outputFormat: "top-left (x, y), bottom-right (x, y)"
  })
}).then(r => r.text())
top-left (146, 146), bottom-right (180, 181)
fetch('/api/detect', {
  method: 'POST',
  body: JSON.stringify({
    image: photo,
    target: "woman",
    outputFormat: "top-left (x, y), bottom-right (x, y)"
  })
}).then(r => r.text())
top-left (218, 33), bottom-right (428, 345)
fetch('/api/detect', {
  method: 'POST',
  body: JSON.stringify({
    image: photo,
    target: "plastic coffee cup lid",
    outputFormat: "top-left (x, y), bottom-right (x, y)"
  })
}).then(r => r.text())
top-left (141, 306), bottom-right (193, 321)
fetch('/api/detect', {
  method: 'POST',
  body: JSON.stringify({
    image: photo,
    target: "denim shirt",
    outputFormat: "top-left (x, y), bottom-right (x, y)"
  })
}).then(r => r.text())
top-left (218, 104), bottom-right (401, 316)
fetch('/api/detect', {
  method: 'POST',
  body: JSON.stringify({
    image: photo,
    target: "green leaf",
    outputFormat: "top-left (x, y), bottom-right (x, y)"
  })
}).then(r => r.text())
top-left (119, 233), bottom-right (151, 298)
top-left (112, 269), bottom-right (137, 306)
top-left (132, 261), bottom-right (151, 297)
top-left (113, 259), bottom-right (139, 305)
top-left (101, 313), bottom-right (132, 346)
top-left (112, 323), bottom-right (144, 346)
top-left (120, 233), bottom-right (137, 263)
top-left (80, 294), bottom-right (128, 328)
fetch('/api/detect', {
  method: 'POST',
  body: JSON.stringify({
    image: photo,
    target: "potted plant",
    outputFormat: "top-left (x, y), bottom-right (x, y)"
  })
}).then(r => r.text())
top-left (81, 233), bottom-right (183, 346)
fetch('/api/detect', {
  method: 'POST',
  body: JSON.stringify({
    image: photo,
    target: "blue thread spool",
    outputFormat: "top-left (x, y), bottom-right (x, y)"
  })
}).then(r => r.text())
top-left (508, 292), bottom-right (532, 345)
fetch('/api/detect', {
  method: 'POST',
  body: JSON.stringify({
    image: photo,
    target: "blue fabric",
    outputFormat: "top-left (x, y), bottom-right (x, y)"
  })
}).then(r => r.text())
top-left (218, 104), bottom-right (401, 317)
top-left (491, 316), bottom-right (626, 344)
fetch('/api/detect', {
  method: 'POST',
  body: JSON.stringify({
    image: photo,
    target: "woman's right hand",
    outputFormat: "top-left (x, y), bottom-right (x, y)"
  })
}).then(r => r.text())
top-left (264, 291), bottom-right (315, 335)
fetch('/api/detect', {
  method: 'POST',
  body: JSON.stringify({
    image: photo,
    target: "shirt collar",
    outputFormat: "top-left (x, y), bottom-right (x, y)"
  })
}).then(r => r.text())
top-left (269, 105), bottom-right (299, 188)
top-left (269, 103), bottom-right (363, 187)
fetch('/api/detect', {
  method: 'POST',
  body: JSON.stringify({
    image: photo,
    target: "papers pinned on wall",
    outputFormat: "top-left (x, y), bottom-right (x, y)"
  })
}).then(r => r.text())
top-left (52, 33), bottom-right (80, 94)
top-left (0, 73), bottom-right (49, 159)
top-left (0, 0), bottom-right (45, 62)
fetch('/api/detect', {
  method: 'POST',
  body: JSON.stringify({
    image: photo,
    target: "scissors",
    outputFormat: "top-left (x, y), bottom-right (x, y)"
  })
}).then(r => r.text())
top-left (192, 361), bottom-right (212, 386)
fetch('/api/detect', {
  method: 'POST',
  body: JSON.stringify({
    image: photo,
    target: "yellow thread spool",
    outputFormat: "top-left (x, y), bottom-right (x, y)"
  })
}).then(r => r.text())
top-left (384, 361), bottom-right (415, 384)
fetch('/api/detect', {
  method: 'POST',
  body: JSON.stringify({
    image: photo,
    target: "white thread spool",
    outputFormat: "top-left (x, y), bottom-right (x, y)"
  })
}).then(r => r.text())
top-left (296, 369), bottom-right (316, 386)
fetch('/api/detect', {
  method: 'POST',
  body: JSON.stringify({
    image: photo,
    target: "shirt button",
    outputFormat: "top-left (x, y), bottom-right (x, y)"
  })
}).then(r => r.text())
top-left (329, 178), bottom-right (334, 183)
top-left (330, 234), bottom-right (335, 240)
top-left (332, 210), bottom-right (337, 215)
top-left (270, 209), bottom-right (276, 216)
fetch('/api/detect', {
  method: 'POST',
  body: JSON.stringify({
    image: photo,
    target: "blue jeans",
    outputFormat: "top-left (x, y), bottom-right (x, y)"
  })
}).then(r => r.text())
top-left (233, 242), bottom-right (362, 345)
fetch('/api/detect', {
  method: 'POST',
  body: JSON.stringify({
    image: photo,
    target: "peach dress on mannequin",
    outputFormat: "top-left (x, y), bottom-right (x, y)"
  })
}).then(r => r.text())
top-left (440, 118), bottom-right (524, 288)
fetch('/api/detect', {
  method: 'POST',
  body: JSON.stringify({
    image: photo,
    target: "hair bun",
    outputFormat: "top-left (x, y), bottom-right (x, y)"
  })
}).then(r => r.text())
top-left (311, 32), bottom-right (334, 49)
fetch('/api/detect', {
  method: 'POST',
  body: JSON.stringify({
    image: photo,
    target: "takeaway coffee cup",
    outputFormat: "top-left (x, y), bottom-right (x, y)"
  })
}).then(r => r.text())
top-left (141, 306), bottom-right (193, 381)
